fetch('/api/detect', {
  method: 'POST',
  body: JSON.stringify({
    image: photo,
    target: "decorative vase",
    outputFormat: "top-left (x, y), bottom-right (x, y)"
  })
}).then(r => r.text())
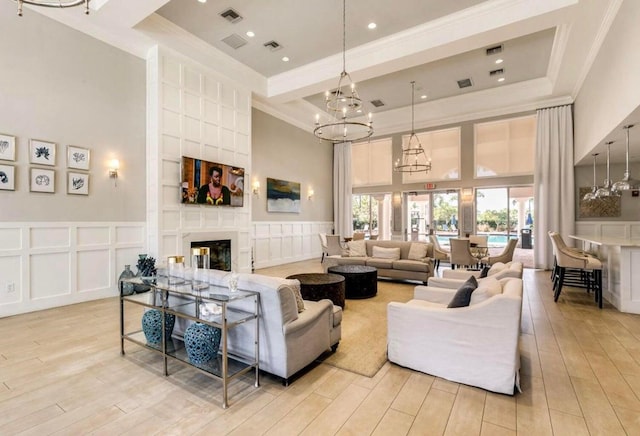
top-left (141, 309), bottom-right (175, 345)
top-left (118, 265), bottom-right (135, 296)
top-left (135, 254), bottom-right (157, 293)
top-left (183, 322), bottom-right (222, 365)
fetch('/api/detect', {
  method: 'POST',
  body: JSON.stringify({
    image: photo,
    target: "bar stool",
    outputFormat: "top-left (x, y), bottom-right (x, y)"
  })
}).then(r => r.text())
top-left (549, 233), bottom-right (603, 308)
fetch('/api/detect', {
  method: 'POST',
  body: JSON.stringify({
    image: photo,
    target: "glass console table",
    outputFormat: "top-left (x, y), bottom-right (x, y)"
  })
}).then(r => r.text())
top-left (119, 276), bottom-right (260, 408)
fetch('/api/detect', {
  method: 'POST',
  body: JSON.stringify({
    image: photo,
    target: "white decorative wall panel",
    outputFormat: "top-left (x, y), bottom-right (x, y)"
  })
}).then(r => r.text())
top-left (77, 249), bottom-right (110, 292)
top-left (31, 227), bottom-right (69, 249)
top-left (575, 221), bottom-right (637, 239)
top-left (0, 228), bottom-right (22, 250)
top-left (252, 221), bottom-right (333, 269)
top-left (0, 222), bottom-right (145, 317)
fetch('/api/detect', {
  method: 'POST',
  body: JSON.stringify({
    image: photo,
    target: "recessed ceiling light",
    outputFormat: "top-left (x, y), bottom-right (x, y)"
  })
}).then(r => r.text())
top-left (368, 22), bottom-right (377, 29)
top-left (495, 58), bottom-right (503, 64)
top-left (246, 31), bottom-right (255, 38)
top-left (282, 56), bottom-right (290, 62)
top-left (197, 0), bottom-right (206, 3)
top-left (498, 77), bottom-right (505, 82)
top-left (420, 95), bottom-right (427, 99)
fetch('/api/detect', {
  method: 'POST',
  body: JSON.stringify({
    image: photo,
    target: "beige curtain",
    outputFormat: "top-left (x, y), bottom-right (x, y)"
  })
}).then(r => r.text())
top-left (333, 142), bottom-right (353, 238)
top-left (534, 105), bottom-right (575, 270)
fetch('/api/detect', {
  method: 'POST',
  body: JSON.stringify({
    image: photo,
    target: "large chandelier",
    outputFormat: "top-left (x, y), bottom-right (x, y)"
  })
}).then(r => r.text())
top-left (612, 124), bottom-right (639, 192)
top-left (394, 81), bottom-right (432, 174)
top-left (313, 0), bottom-right (373, 143)
top-left (13, 0), bottom-right (89, 16)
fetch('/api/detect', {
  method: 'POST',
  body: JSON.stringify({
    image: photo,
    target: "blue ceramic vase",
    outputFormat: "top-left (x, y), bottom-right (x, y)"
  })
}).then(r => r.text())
top-left (141, 309), bottom-right (175, 345)
top-left (184, 322), bottom-right (222, 365)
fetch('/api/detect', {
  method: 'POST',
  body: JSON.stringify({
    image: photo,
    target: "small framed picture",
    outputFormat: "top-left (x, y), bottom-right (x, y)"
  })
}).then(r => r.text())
top-left (30, 167), bottom-right (55, 193)
top-left (0, 164), bottom-right (15, 191)
top-left (68, 171), bottom-right (89, 195)
top-left (0, 134), bottom-right (16, 161)
top-left (67, 145), bottom-right (90, 170)
top-left (30, 139), bottom-right (56, 166)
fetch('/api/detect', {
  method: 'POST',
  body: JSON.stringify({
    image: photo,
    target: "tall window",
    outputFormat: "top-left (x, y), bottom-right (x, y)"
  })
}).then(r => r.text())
top-left (352, 194), bottom-right (391, 239)
top-left (475, 186), bottom-right (534, 248)
top-left (474, 115), bottom-right (536, 177)
top-left (402, 127), bottom-right (461, 183)
top-left (352, 138), bottom-right (392, 187)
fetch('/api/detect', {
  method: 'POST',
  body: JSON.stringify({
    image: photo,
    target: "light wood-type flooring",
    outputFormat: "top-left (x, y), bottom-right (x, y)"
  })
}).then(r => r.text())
top-left (1, 260), bottom-right (640, 435)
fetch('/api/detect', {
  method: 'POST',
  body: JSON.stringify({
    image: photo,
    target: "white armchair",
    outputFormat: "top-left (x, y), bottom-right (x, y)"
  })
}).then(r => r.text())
top-left (387, 278), bottom-right (523, 394)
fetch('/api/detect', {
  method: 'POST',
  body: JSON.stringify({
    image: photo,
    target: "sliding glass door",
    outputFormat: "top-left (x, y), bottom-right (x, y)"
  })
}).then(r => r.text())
top-left (475, 186), bottom-right (533, 249)
top-left (404, 191), bottom-right (459, 246)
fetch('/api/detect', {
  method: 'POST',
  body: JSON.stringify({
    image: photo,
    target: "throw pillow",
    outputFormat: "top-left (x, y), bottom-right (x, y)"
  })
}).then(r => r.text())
top-left (372, 246), bottom-right (401, 260)
top-left (470, 277), bottom-right (501, 304)
top-left (479, 265), bottom-right (491, 278)
top-left (347, 240), bottom-right (367, 257)
top-left (447, 276), bottom-right (478, 308)
top-left (408, 243), bottom-right (428, 261)
top-left (292, 286), bottom-right (305, 312)
top-left (487, 262), bottom-right (506, 276)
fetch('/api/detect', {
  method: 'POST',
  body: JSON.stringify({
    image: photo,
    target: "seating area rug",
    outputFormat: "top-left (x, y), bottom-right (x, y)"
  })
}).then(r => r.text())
top-left (318, 279), bottom-right (414, 377)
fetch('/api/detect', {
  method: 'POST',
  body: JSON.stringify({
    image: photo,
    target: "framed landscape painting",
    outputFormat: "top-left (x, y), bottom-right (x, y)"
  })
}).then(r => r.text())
top-left (67, 145), bottom-right (90, 170)
top-left (30, 139), bottom-right (56, 166)
top-left (267, 178), bottom-right (301, 213)
top-left (30, 168), bottom-right (55, 193)
top-left (0, 164), bottom-right (15, 190)
top-left (68, 171), bottom-right (89, 195)
top-left (0, 134), bottom-right (16, 161)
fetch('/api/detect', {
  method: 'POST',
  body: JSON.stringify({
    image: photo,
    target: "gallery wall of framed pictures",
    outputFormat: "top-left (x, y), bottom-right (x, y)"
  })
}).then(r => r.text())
top-left (0, 133), bottom-right (91, 195)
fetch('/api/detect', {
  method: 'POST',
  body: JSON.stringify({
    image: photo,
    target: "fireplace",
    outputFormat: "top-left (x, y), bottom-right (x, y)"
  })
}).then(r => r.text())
top-left (191, 240), bottom-right (231, 271)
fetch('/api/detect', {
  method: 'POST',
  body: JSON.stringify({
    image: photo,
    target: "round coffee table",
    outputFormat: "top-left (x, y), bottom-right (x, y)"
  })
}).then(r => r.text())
top-left (327, 265), bottom-right (377, 299)
top-left (286, 273), bottom-right (346, 308)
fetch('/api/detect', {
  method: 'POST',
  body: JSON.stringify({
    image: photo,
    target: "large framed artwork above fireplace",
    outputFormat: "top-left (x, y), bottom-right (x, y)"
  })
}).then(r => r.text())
top-left (181, 231), bottom-right (239, 271)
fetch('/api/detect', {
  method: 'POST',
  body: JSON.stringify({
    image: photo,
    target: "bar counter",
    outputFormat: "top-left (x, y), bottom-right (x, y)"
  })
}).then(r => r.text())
top-left (569, 234), bottom-right (640, 314)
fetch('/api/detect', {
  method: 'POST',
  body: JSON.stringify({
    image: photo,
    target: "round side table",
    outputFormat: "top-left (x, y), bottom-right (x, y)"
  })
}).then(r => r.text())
top-left (327, 265), bottom-right (377, 299)
top-left (286, 273), bottom-right (346, 308)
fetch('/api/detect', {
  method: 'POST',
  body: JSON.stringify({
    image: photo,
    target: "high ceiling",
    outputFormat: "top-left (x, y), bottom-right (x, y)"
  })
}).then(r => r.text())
top-left (24, 0), bottom-right (637, 165)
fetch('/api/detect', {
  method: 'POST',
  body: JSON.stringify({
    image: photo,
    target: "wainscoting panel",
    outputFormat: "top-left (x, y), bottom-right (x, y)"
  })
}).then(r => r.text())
top-left (252, 221), bottom-right (333, 269)
top-left (0, 221), bottom-right (145, 317)
top-left (575, 221), bottom-right (638, 239)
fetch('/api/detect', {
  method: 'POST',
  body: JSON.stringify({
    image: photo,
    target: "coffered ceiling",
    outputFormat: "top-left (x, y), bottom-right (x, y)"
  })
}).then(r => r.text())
top-left (25, 0), bottom-right (636, 164)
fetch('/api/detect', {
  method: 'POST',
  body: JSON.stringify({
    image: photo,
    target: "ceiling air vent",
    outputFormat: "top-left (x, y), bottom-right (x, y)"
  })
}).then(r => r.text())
top-left (486, 44), bottom-right (503, 56)
top-left (219, 8), bottom-right (243, 23)
top-left (370, 99), bottom-right (385, 108)
top-left (457, 78), bottom-right (473, 89)
top-left (221, 34), bottom-right (247, 50)
top-left (489, 68), bottom-right (504, 76)
top-left (263, 40), bottom-right (282, 51)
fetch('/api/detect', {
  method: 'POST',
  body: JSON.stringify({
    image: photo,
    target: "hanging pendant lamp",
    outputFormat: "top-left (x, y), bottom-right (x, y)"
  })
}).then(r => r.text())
top-left (582, 153), bottom-right (599, 201)
top-left (393, 81), bottom-right (431, 174)
top-left (13, 0), bottom-right (90, 16)
top-left (313, 0), bottom-right (373, 143)
top-left (595, 141), bottom-right (620, 198)
top-left (612, 124), bottom-right (640, 192)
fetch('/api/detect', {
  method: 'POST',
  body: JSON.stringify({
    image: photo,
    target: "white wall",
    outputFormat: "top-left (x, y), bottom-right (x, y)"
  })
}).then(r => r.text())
top-left (0, 5), bottom-right (146, 316)
top-left (146, 47), bottom-right (253, 272)
top-left (574, 0), bottom-right (640, 162)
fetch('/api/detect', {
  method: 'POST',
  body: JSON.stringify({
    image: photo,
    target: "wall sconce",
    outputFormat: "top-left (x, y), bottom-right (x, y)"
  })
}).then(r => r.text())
top-left (109, 159), bottom-right (119, 186)
top-left (308, 188), bottom-right (314, 200)
top-left (252, 180), bottom-right (260, 196)
top-left (461, 188), bottom-right (473, 201)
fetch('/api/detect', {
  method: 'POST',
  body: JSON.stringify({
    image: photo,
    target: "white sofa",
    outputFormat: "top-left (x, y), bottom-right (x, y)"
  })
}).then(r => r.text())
top-left (324, 240), bottom-right (435, 283)
top-left (428, 261), bottom-right (523, 289)
top-left (174, 269), bottom-right (342, 384)
top-left (387, 277), bottom-right (523, 394)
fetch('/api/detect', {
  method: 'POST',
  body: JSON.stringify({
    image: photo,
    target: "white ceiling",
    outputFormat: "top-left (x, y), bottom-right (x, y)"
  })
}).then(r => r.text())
top-left (24, 0), bottom-right (638, 165)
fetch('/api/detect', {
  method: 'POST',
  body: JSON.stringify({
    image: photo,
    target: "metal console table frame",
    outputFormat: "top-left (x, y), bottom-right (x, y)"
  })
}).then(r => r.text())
top-left (120, 276), bottom-right (260, 408)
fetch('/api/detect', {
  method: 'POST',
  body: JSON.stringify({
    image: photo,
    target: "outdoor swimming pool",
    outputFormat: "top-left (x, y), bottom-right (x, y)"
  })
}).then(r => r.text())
top-left (437, 234), bottom-right (524, 247)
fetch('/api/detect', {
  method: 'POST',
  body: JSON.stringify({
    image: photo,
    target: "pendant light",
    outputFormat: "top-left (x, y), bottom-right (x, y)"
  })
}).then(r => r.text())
top-left (13, 0), bottom-right (90, 16)
top-left (612, 124), bottom-right (640, 192)
top-left (393, 81), bottom-right (432, 173)
top-left (595, 141), bottom-right (620, 198)
top-left (582, 153), bottom-right (599, 201)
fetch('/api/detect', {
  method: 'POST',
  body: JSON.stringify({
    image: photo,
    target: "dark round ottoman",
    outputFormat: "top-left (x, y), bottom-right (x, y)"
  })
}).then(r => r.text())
top-left (286, 273), bottom-right (346, 309)
top-left (327, 265), bottom-right (378, 299)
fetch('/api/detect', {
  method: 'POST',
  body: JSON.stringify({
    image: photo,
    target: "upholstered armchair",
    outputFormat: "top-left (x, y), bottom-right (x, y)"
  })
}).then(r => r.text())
top-left (352, 231), bottom-right (365, 241)
top-left (449, 238), bottom-right (478, 269)
top-left (429, 234), bottom-right (449, 270)
top-left (481, 238), bottom-right (518, 265)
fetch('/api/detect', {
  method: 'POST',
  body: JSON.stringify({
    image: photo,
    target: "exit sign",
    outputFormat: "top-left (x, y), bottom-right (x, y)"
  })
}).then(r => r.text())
top-left (424, 183), bottom-right (436, 190)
